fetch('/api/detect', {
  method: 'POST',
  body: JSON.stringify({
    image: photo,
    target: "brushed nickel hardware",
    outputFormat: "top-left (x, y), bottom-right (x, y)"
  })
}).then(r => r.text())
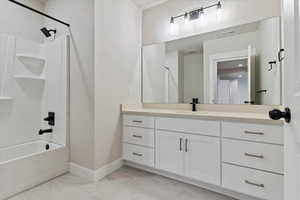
top-left (245, 180), bottom-right (265, 188)
top-left (132, 152), bottom-right (143, 157)
top-left (133, 134), bottom-right (143, 138)
top-left (132, 120), bottom-right (143, 123)
top-left (244, 131), bottom-right (264, 135)
top-left (185, 139), bottom-right (188, 152)
top-left (180, 138), bottom-right (183, 151)
top-left (244, 153), bottom-right (264, 159)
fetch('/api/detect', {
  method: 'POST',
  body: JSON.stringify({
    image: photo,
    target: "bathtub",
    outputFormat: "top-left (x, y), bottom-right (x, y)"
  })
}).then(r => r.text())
top-left (0, 140), bottom-right (69, 199)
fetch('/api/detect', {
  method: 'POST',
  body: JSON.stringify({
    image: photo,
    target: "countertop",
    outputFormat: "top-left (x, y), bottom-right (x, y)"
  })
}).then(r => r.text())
top-left (122, 104), bottom-right (284, 125)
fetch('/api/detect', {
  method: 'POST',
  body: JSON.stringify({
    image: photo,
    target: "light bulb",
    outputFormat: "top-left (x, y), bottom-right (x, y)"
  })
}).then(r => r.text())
top-left (217, 1), bottom-right (222, 20)
top-left (170, 19), bottom-right (179, 36)
top-left (199, 10), bottom-right (205, 24)
top-left (184, 12), bottom-right (189, 25)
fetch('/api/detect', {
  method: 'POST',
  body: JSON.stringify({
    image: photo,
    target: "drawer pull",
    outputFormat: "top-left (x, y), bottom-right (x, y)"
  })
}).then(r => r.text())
top-left (132, 120), bottom-right (143, 123)
top-left (132, 134), bottom-right (143, 138)
top-left (244, 153), bottom-right (264, 159)
top-left (132, 152), bottom-right (143, 157)
top-left (244, 131), bottom-right (264, 135)
top-left (180, 138), bottom-right (183, 151)
top-left (185, 139), bottom-right (188, 152)
top-left (245, 180), bottom-right (265, 188)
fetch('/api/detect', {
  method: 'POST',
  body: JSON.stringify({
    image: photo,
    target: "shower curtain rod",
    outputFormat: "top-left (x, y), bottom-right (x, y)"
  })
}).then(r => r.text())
top-left (8, 0), bottom-right (70, 27)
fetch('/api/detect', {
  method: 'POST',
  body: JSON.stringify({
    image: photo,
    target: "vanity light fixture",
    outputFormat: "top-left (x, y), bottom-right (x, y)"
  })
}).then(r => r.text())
top-left (170, 1), bottom-right (222, 24)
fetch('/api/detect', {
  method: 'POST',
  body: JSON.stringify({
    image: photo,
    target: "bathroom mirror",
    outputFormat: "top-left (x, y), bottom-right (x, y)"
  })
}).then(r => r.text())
top-left (142, 17), bottom-right (282, 105)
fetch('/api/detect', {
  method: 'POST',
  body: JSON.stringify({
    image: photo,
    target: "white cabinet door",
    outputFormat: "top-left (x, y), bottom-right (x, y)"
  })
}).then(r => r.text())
top-left (156, 130), bottom-right (184, 175)
top-left (184, 134), bottom-right (221, 185)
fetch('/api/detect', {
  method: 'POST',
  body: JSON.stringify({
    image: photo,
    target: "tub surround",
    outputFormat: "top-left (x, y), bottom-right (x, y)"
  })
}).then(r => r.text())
top-left (122, 104), bottom-right (283, 125)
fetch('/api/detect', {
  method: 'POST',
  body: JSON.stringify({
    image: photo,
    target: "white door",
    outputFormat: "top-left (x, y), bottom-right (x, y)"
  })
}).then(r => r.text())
top-left (209, 49), bottom-right (254, 104)
top-left (156, 130), bottom-right (184, 175)
top-left (281, 0), bottom-right (300, 199)
top-left (184, 134), bottom-right (221, 185)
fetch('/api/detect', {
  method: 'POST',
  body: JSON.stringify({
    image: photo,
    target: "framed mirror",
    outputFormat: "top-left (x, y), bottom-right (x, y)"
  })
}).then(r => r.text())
top-left (142, 17), bottom-right (282, 105)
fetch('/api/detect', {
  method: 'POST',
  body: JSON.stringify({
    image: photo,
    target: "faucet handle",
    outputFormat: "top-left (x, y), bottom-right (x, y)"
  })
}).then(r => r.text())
top-left (192, 98), bottom-right (199, 104)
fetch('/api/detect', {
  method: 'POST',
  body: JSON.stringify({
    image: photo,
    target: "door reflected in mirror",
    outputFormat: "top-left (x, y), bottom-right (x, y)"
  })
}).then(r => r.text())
top-left (142, 17), bottom-right (282, 106)
top-left (216, 59), bottom-right (249, 104)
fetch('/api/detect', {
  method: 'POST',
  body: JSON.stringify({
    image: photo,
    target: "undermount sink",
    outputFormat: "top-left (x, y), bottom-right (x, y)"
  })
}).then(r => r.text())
top-left (167, 110), bottom-right (209, 115)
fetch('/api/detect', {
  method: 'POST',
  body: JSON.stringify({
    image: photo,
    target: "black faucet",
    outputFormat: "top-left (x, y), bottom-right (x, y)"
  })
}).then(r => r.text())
top-left (190, 98), bottom-right (199, 112)
top-left (39, 129), bottom-right (53, 135)
top-left (44, 112), bottom-right (55, 126)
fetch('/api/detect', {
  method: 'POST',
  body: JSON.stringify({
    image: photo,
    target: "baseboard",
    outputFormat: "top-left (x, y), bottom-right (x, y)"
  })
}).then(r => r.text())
top-left (125, 161), bottom-right (261, 200)
top-left (69, 158), bottom-right (123, 182)
top-left (94, 158), bottom-right (124, 181)
top-left (69, 162), bottom-right (95, 182)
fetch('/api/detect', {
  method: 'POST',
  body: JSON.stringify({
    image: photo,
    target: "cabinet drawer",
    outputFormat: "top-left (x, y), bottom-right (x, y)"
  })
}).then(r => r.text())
top-left (123, 143), bottom-right (154, 167)
top-left (222, 164), bottom-right (283, 200)
top-left (223, 139), bottom-right (283, 174)
top-left (222, 122), bottom-right (283, 145)
top-left (123, 115), bottom-right (154, 128)
top-left (157, 117), bottom-right (220, 137)
top-left (123, 126), bottom-right (154, 147)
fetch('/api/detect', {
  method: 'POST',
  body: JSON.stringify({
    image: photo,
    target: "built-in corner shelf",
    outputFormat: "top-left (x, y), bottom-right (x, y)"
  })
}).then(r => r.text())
top-left (14, 75), bottom-right (45, 82)
top-left (0, 97), bottom-right (13, 101)
top-left (16, 54), bottom-right (46, 68)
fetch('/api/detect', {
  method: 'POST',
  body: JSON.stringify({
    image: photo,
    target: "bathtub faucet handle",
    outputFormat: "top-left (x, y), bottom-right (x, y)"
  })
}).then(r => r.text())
top-left (44, 112), bottom-right (55, 126)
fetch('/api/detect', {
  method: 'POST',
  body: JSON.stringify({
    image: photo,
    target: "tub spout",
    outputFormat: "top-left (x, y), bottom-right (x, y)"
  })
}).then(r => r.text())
top-left (39, 129), bottom-right (53, 135)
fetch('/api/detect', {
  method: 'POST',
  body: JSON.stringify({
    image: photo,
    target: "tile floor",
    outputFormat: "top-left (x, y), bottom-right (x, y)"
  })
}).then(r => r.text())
top-left (9, 167), bottom-right (236, 200)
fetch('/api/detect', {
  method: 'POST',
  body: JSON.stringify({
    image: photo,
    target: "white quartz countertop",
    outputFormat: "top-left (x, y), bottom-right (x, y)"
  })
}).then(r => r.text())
top-left (122, 105), bottom-right (284, 125)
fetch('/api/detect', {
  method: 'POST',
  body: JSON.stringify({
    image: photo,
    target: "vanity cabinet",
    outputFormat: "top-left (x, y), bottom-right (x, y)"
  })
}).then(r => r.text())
top-left (122, 115), bottom-right (155, 167)
top-left (221, 122), bottom-right (284, 200)
top-left (156, 130), bottom-right (184, 175)
top-left (183, 134), bottom-right (220, 185)
top-left (122, 114), bottom-right (283, 200)
top-left (156, 130), bottom-right (221, 185)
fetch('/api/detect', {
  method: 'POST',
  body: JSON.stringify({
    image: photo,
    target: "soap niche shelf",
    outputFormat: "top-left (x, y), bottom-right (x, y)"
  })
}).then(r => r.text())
top-left (17, 54), bottom-right (46, 75)
top-left (14, 75), bottom-right (45, 82)
top-left (0, 97), bottom-right (13, 101)
top-left (17, 54), bottom-right (45, 67)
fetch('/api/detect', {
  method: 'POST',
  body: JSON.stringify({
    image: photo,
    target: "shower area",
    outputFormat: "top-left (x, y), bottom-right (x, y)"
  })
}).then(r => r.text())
top-left (0, 0), bottom-right (69, 199)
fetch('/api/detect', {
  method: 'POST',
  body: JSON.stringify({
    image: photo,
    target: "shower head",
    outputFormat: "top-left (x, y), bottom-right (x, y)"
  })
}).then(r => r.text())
top-left (40, 27), bottom-right (57, 38)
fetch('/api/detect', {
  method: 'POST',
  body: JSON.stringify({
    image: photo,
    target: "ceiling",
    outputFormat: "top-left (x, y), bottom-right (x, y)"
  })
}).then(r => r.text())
top-left (132, 0), bottom-right (169, 9)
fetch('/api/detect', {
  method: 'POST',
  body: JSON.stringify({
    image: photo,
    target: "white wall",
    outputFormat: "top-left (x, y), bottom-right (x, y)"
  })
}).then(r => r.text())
top-left (182, 52), bottom-right (204, 103)
top-left (256, 17), bottom-right (281, 105)
top-left (142, 0), bottom-right (281, 45)
top-left (94, 0), bottom-right (141, 169)
top-left (44, 0), bottom-right (95, 169)
top-left (0, 0), bottom-right (45, 43)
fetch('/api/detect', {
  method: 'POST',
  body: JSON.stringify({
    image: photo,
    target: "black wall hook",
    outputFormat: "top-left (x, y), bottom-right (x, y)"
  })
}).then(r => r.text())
top-left (268, 61), bottom-right (277, 71)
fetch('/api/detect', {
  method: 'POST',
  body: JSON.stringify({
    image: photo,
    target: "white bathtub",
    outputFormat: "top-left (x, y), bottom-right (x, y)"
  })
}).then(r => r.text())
top-left (0, 140), bottom-right (69, 199)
